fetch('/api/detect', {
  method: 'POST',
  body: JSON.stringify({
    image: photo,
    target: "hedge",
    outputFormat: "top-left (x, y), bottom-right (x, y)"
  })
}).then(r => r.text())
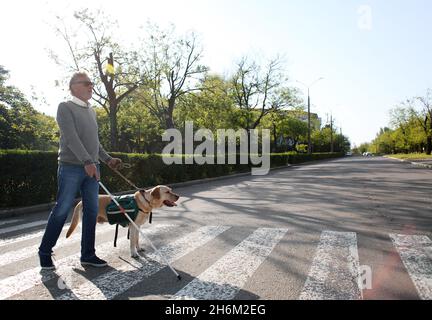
top-left (0, 150), bottom-right (344, 208)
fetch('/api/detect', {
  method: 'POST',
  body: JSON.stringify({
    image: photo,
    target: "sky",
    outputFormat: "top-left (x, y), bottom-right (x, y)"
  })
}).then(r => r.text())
top-left (1, 0), bottom-right (432, 147)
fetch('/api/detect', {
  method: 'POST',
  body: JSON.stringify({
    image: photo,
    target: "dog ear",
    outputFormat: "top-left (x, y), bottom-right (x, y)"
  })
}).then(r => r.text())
top-left (151, 187), bottom-right (161, 199)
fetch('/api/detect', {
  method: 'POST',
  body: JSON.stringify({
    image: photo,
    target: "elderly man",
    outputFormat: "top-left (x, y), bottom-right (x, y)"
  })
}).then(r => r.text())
top-left (38, 71), bottom-right (122, 270)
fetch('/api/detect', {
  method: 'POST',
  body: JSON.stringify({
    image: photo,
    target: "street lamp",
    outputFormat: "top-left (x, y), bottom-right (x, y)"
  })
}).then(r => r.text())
top-left (296, 77), bottom-right (324, 154)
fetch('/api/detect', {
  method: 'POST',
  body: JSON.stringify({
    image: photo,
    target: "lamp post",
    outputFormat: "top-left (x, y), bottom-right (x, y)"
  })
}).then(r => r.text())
top-left (296, 78), bottom-right (324, 154)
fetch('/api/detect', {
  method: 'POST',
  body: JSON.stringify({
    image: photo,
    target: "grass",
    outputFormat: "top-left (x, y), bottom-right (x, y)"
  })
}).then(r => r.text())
top-left (385, 153), bottom-right (432, 160)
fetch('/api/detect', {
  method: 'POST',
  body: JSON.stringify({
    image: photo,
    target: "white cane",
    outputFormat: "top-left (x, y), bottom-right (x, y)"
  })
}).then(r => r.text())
top-left (98, 180), bottom-right (182, 280)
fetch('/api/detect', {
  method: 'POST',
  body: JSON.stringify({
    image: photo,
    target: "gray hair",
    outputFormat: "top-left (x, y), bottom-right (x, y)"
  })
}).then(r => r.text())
top-left (69, 71), bottom-right (90, 91)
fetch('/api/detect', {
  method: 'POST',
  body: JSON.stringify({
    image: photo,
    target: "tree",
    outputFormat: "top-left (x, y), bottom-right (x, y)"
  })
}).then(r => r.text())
top-left (411, 90), bottom-right (432, 154)
top-left (229, 56), bottom-right (285, 135)
top-left (370, 127), bottom-right (395, 154)
top-left (175, 74), bottom-right (237, 132)
top-left (136, 23), bottom-right (208, 130)
top-left (50, 9), bottom-right (146, 150)
top-left (0, 65), bottom-right (58, 150)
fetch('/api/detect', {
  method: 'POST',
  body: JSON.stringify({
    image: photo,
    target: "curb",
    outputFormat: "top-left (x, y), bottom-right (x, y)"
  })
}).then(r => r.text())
top-left (0, 157), bottom-right (341, 219)
top-left (384, 156), bottom-right (432, 169)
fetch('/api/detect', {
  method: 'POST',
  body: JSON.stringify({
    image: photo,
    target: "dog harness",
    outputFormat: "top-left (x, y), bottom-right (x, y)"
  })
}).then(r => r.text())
top-left (105, 194), bottom-right (152, 247)
top-left (106, 195), bottom-right (140, 227)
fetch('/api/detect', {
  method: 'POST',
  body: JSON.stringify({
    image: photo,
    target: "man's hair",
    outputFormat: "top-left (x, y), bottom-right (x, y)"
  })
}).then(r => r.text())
top-left (69, 71), bottom-right (90, 91)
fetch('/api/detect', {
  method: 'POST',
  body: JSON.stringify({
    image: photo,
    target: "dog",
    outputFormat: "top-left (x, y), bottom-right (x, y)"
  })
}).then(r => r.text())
top-left (65, 185), bottom-right (179, 257)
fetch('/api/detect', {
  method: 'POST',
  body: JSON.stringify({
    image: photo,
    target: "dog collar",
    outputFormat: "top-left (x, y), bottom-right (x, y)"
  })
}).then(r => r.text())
top-left (138, 190), bottom-right (153, 210)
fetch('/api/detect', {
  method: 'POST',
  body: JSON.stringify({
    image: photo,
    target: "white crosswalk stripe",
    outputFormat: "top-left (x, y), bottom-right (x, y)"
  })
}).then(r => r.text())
top-left (172, 228), bottom-right (287, 300)
top-left (0, 220), bottom-right (47, 235)
top-left (299, 231), bottom-right (362, 300)
top-left (58, 225), bottom-right (230, 300)
top-left (390, 234), bottom-right (432, 300)
top-left (0, 224), bottom-right (71, 249)
top-left (0, 219), bottom-right (22, 227)
top-left (2, 223), bottom-right (432, 300)
top-left (0, 223), bottom-right (113, 267)
top-left (0, 224), bottom-right (175, 300)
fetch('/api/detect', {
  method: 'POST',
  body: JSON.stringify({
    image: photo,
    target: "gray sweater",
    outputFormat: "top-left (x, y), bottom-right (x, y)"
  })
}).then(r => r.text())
top-left (57, 101), bottom-right (112, 166)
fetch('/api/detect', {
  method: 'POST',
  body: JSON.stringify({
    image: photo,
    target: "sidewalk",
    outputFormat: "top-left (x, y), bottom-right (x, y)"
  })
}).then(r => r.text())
top-left (385, 156), bottom-right (432, 169)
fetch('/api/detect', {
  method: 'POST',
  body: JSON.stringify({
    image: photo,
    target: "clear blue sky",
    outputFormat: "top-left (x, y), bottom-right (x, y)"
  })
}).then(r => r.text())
top-left (1, 0), bottom-right (432, 147)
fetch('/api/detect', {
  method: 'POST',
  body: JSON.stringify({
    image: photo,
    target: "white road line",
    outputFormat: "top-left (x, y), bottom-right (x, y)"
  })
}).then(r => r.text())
top-left (390, 234), bottom-right (432, 300)
top-left (0, 219), bottom-right (22, 227)
top-left (0, 223), bottom-right (114, 267)
top-left (0, 220), bottom-right (47, 235)
top-left (58, 225), bottom-right (231, 300)
top-left (0, 224), bottom-right (70, 249)
top-left (299, 231), bottom-right (362, 300)
top-left (0, 224), bottom-right (175, 300)
top-left (172, 227), bottom-right (287, 300)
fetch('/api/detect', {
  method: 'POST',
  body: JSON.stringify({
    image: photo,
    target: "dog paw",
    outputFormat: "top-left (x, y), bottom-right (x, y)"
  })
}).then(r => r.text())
top-left (131, 251), bottom-right (139, 258)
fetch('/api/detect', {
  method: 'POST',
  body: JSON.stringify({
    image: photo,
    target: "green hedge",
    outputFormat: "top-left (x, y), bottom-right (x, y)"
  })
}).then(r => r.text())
top-left (0, 150), bottom-right (343, 208)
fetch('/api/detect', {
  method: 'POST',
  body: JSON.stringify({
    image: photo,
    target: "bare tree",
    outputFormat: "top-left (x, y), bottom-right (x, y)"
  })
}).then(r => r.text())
top-left (49, 9), bottom-right (145, 150)
top-left (230, 56), bottom-right (286, 131)
top-left (136, 23), bottom-right (208, 130)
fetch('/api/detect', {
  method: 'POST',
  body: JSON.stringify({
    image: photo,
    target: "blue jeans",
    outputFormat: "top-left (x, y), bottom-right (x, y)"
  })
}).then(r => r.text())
top-left (39, 164), bottom-right (100, 260)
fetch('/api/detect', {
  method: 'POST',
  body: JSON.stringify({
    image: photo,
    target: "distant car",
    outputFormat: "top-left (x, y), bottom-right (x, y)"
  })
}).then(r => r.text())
top-left (346, 152), bottom-right (353, 156)
top-left (362, 152), bottom-right (372, 157)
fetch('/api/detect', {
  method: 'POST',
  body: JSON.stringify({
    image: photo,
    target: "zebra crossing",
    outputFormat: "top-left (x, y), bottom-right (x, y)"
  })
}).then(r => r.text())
top-left (0, 217), bottom-right (431, 300)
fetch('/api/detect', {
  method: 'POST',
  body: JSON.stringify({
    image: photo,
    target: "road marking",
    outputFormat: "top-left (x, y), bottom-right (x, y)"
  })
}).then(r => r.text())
top-left (0, 220), bottom-right (47, 235)
top-left (299, 231), bottom-right (362, 300)
top-left (0, 224), bottom-right (73, 249)
top-left (0, 224), bottom-right (174, 300)
top-left (0, 223), bottom-right (113, 267)
top-left (390, 234), bottom-right (432, 300)
top-left (0, 219), bottom-right (22, 227)
top-left (172, 227), bottom-right (287, 300)
top-left (58, 225), bottom-right (231, 300)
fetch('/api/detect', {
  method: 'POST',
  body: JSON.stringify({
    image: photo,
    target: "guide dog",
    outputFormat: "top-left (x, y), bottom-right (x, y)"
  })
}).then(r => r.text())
top-left (65, 185), bottom-right (179, 257)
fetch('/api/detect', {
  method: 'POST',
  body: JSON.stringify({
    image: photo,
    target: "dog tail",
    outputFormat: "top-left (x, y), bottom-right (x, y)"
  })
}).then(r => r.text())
top-left (66, 202), bottom-right (82, 238)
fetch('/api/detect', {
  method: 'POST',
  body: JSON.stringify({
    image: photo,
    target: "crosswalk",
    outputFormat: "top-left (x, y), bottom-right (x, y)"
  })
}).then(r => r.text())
top-left (0, 217), bottom-right (431, 300)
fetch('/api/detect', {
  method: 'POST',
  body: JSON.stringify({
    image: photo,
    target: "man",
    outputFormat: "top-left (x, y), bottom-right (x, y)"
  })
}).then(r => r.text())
top-left (38, 71), bottom-right (122, 270)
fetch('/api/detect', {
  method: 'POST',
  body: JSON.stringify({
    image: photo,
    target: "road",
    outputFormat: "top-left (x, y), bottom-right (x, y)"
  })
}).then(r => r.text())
top-left (0, 156), bottom-right (431, 300)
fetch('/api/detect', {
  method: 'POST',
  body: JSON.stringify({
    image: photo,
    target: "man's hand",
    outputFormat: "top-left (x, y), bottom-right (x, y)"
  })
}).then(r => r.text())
top-left (108, 158), bottom-right (123, 170)
top-left (84, 163), bottom-right (100, 181)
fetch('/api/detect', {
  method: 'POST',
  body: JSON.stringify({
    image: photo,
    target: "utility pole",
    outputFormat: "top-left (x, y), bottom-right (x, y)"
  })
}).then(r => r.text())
top-left (296, 78), bottom-right (324, 155)
top-left (330, 113), bottom-right (334, 153)
top-left (308, 89), bottom-right (311, 154)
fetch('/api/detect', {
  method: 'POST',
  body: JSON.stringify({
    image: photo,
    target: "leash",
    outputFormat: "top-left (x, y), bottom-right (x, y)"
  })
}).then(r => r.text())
top-left (98, 180), bottom-right (181, 281)
top-left (112, 167), bottom-right (140, 190)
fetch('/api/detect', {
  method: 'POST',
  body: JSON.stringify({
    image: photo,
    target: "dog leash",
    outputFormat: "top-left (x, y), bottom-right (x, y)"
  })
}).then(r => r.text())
top-left (112, 167), bottom-right (140, 190)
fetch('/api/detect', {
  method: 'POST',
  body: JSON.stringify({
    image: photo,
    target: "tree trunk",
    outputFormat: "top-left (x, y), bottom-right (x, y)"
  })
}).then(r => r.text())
top-left (165, 97), bottom-right (176, 129)
top-left (426, 136), bottom-right (432, 155)
top-left (272, 122), bottom-right (278, 153)
top-left (109, 103), bottom-right (118, 151)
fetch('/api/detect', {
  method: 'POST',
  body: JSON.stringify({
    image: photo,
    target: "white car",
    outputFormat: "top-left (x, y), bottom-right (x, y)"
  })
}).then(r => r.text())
top-left (362, 152), bottom-right (372, 157)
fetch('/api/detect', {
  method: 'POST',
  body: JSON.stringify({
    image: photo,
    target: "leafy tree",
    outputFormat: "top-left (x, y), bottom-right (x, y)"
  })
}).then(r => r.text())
top-left (0, 65), bottom-right (58, 150)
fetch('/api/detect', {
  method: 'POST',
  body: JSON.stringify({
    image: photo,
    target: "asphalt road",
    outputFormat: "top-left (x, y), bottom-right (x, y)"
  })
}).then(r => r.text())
top-left (0, 156), bottom-right (431, 300)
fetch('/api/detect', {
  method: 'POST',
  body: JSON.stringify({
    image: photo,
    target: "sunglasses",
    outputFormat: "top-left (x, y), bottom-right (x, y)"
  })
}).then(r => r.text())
top-left (72, 81), bottom-right (94, 87)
